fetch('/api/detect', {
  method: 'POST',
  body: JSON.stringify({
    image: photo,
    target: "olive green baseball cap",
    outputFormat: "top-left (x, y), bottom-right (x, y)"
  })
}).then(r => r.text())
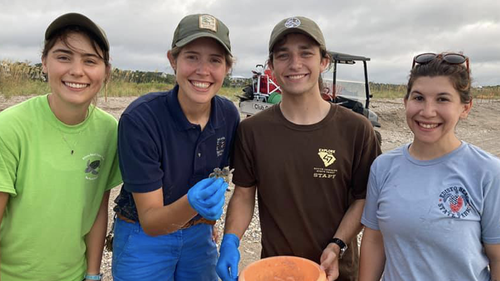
top-left (172, 14), bottom-right (232, 56)
top-left (269, 16), bottom-right (326, 52)
top-left (45, 13), bottom-right (109, 52)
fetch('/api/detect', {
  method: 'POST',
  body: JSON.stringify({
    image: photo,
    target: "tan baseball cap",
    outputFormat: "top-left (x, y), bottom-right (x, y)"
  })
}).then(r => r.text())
top-left (269, 16), bottom-right (326, 52)
top-left (172, 14), bottom-right (232, 56)
top-left (45, 13), bottom-right (109, 52)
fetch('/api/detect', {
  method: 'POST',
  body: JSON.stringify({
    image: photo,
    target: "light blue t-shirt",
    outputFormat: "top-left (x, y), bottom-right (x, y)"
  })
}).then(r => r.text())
top-left (362, 142), bottom-right (500, 281)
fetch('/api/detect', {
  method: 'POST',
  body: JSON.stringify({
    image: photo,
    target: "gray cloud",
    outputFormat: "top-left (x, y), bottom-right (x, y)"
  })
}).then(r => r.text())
top-left (1, 0), bottom-right (499, 85)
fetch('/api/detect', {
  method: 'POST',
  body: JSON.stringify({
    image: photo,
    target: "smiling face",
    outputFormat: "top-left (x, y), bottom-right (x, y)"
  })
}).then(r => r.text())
top-left (269, 33), bottom-right (329, 97)
top-left (404, 76), bottom-right (472, 149)
top-left (42, 32), bottom-right (108, 109)
top-left (168, 37), bottom-right (228, 107)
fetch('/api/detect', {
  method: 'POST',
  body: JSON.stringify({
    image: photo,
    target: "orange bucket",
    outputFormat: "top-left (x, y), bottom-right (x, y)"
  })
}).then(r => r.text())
top-left (239, 256), bottom-right (327, 281)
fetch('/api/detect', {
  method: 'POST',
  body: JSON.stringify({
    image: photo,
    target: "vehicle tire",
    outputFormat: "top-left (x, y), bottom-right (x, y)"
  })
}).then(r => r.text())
top-left (241, 85), bottom-right (254, 100)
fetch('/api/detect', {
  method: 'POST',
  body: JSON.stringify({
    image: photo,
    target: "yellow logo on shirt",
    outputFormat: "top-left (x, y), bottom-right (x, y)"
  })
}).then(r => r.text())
top-left (318, 149), bottom-right (336, 167)
top-left (313, 148), bottom-right (338, 179)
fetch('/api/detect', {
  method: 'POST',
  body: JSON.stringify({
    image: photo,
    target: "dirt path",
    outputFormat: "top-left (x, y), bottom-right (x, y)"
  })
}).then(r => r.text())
top-left (1, 95), bottom-right (499, 280)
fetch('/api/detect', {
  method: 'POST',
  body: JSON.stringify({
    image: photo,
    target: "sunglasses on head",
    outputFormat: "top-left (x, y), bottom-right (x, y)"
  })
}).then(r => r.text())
top-left (412, 52), bottom-right (469, 72)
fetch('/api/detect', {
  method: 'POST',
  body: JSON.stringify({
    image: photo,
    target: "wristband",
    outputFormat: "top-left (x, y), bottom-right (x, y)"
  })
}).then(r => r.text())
top-left (329, 237), bottom-right (348, 259)
top-left (84, 273), bottom-right (103, 280)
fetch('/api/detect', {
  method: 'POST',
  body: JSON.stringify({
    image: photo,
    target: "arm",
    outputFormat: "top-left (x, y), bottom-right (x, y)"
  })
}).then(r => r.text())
top-left (85, 191), bottom-right (110, 277)
top-left (485, 243), bottom-right (500, 281)
top-left (133, 189), bottom-right (197, 236)
top-left (333, 198), bottom-right (365, 249)
top-left (358, 227), bottom-right (385, 281)
top-left (0, 192), bottom-right (9, 267)
top-left (216, 185), bottom-right (256, 281)
top-left (224, 185), bottom-right (256, 238)
top-left (134, 177), bottom-right (227, 237)
top-left (320, 198), bottom-right (365, 280)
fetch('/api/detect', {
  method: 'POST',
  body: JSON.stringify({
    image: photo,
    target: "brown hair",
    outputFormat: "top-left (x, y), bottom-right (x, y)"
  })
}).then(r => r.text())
top-left (268, 33), bottom-right (330, 92)
top-left (406, 56), bottom-right (471, 103)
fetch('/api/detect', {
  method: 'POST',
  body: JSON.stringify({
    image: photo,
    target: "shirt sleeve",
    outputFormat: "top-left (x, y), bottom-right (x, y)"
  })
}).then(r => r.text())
top-left (481, 173), bottom-right (500, 244)
top-left (231, 122), bottom-right (257, 188)
top-left (361, 164), bottom-right (381, 230)
top-left (225, 101), bottom-right (240, 169)
top-left (105, 146), bottom-right (123, 191)
top-left (118, 112), bottom-right (163, 193)
top-left (350, 120), bottom-right (382, 199)
top-left (0, 125), bottom-right (19, 196)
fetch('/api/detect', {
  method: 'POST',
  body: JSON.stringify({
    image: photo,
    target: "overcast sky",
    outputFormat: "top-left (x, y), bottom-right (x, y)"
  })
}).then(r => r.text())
top-left (1, 0), bottom-right (499, 86)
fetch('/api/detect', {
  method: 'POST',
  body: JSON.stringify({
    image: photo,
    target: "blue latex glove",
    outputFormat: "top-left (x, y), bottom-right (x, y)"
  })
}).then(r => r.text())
top-left (216, 233), bottom-right (240, 281)
top-left (187, 177), bottom-right (227, 220)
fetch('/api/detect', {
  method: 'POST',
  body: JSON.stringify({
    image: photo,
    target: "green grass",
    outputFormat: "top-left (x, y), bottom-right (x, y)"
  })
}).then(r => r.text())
top-left (104, 81), bottom-right (175, 97)
top-left (216, 87), bottom-right (242, 101)
top-left (0, 79), bottom-right (51, 98)
top-left (103, 81), bottom-right (242, 101)
top-left (1, 78), bottom-right (243, 101)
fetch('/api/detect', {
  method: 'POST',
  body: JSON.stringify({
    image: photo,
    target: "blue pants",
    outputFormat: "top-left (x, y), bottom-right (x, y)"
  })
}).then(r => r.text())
top-left (112, 217), bottom-right (218, 281)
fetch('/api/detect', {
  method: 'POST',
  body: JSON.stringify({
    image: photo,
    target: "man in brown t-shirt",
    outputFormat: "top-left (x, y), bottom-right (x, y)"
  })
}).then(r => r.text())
top-left (216, 16), bottom-right (381, 281)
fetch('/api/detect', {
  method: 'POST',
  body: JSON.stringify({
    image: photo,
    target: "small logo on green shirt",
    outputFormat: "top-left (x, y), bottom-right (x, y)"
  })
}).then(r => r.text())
top-left (86, 160), bottom-right (101, 175)
top-left (83, 153), bottom-right (104, 180)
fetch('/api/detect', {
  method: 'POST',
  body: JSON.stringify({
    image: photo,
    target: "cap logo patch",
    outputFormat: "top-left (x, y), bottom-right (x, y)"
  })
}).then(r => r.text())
top-left (284, 17), bottom-right (301, 28)
top-left (199, 15), bottom-right (217, 32)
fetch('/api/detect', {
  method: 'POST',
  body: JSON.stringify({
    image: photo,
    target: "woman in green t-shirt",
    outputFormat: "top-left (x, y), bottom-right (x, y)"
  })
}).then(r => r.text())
top-left (0, 13), bottom-right (121, 281)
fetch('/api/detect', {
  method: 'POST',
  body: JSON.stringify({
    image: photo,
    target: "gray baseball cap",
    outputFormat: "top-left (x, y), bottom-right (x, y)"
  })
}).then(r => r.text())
top-left (45, 13), bottom-right (109, 52)
top-left (172, 14), bottom-right (232, 55)
top-left (269, 16), bottom-right (326, 52)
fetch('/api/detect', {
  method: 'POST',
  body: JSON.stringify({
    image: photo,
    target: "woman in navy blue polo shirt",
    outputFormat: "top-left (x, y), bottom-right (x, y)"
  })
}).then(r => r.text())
top-left (112, 14), bottom-right (239, 281)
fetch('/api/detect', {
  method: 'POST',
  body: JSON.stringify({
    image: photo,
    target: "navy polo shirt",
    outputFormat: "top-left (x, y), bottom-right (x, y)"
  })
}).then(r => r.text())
top-left (114, 85), bottom-right (240, 221)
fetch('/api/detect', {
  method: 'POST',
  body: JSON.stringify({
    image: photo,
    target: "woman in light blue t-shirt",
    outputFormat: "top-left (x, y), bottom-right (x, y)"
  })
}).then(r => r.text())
top-left (359, 53), bottom-right (500, 281)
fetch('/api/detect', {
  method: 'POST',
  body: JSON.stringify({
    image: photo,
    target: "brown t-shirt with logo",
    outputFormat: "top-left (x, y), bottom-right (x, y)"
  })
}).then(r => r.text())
top-left (232, 104), bottom-right (381, 281)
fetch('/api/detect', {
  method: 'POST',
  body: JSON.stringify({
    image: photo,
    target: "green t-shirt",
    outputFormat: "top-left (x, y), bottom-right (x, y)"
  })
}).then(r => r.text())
top-left (0, 95), bottom-right (122, 281)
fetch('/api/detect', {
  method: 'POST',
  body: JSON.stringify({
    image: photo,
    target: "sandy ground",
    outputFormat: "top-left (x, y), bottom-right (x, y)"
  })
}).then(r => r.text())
top-left (1, 95), bottom-right (499, 280)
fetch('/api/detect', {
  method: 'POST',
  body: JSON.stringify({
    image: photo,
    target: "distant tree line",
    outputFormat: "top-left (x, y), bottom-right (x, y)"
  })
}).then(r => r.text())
top-left (0, 61), bottom-right (178, 84)
top-left (110, 68), bottom-right (176, 84)
top-left (369, 82), bottom-right (407, 93)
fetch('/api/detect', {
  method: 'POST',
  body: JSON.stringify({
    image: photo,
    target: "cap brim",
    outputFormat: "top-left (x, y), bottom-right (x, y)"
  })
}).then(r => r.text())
top-left (269, 28), bottom-right (323, 52)
top-left (175, 32), bottom-right (232, 56)
top-left (45, 13), bottom-right (109, 51)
